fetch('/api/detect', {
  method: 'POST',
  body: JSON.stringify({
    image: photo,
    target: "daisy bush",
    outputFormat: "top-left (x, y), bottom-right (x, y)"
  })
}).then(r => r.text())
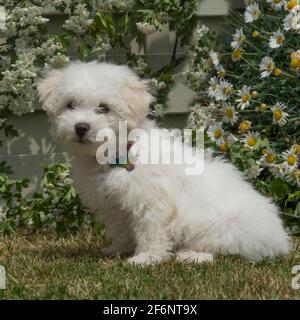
top-left (187, 0), bottom-right (300, 235)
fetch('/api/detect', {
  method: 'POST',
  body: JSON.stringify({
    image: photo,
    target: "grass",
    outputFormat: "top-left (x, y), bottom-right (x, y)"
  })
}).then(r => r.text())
top-left (0, 229), bottom-right (300, 299)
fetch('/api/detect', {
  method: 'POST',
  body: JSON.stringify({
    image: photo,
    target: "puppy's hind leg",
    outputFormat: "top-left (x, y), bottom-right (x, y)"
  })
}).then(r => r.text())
top-left (175, 250), bottom-right (213, 264)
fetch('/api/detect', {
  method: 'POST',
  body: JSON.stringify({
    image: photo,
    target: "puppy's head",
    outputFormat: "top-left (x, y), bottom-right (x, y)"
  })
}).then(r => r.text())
top-left (37, 61), bottom-right (153, 156)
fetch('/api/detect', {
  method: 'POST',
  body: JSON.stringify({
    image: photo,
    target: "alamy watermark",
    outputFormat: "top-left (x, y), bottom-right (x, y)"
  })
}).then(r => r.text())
top-left (0, 265), bottom-right (5, 290)
top-left (95, 121), bottom-right (205, 175)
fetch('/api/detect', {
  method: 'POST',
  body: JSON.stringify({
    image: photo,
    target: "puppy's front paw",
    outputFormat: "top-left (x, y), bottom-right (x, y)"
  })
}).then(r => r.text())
top-left (126, 253), bottom-right (168, 266)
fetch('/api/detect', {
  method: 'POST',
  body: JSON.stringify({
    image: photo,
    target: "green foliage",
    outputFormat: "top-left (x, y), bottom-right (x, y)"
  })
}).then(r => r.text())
top-left (0, 163), bottom-right (94, 234)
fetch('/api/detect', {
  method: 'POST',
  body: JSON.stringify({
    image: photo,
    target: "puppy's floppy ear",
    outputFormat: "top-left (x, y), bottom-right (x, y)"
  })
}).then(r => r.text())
top-left (123, 78), bottom-right (155, 127)
top-left (37, 69), bottom-right (63, 115)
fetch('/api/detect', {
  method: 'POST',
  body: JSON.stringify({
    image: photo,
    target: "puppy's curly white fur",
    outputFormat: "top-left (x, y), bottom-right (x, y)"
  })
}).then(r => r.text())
top-left (38, 61), bottom-right (290, 265)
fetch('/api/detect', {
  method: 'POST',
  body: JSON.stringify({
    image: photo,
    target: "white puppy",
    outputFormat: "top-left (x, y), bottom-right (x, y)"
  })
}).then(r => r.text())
top-left (38, 61), bottom-right (290, 265)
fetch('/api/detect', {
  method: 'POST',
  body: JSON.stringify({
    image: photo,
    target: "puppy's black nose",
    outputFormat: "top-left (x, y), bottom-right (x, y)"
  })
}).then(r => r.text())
top-left (75, 122), bottom-right (90, 137)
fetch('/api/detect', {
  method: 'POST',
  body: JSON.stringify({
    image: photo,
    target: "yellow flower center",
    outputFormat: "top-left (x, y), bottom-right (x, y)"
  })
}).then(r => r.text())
top-left (252, 10), bottom-right (259, 18)
top-left (239, 121), bottom-right (251, 132)
top-left (232, 49), bottom-right (241, 61)
top-left (289, 170), bottom-right (298, 180)
top-left (292, 144), bottom-right (300, 154)
top-left (222, 86), bottom-right (231, 96)
top-left (274, 110), bottom-right (282, 121)
top-left (287, 155), bottom-right (296, 166)
top-left (273, 0), bottom-right (282, 3)
top-left (276, 36), bottom-right (284, 44)
top-left (290, 58), bottom-right (300, 70)
top-left (214, 129), bottom-right (222, 139)
top-left (242, 94), bottom-right (250, 103)
top-left (267, 63), bottom-right (275, 72)
top-left (274, 68), bottom-right (282, 76)
top-left (217, 70), bottom-right (225, 78)
top-left (252, 31), bottom-right (259, 38)
top-left (247, 136), bottom-right (257, 147)
top-left (266, 154), bottom-right (274, 163)
top-left (291, 52), bottom-right (299, 59)
top-left (225, 108), bottom-right (234, 118)
top-left (287, 0), bottom-right (298, 10)
top-left (218, 143), bottom-right (227, 152)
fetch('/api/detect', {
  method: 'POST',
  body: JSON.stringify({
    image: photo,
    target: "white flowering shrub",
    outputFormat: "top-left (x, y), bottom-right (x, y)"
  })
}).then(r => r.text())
top-left (0, 0), bottom-right (200, 233)
top-left (0, 163), bottom-right (94, 234)
top-left (187, 0), bottom-right (300, 235)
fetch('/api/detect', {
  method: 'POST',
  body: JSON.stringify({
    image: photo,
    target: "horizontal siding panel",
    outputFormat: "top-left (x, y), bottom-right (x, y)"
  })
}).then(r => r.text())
top-left (197, 0), bottom-right (228, 16)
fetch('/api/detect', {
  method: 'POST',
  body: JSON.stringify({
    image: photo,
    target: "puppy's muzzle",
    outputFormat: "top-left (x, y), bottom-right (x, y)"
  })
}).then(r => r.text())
top-left (75, 122), bottom-right (90, 140)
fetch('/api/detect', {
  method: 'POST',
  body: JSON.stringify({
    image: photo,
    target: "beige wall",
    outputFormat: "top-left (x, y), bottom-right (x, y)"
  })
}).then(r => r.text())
top-left (0, 0), bottom-right (244, 192)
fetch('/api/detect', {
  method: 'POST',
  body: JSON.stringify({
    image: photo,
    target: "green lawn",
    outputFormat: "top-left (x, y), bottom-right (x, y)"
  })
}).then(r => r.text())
top-left (0, 229), bottom-right (299, 299)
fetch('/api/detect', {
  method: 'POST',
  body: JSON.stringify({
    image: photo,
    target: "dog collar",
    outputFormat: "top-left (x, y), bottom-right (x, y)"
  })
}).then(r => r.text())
top-left (109, 143), bottom-right (135, 172)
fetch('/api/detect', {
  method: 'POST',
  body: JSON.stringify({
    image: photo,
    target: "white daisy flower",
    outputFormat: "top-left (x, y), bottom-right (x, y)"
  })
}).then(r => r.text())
top-left (207, 123), bottom-right (224, 144)
top-left (231, 28), bottom-right (246, 49)
top-left (285, 0), bottom-right (300, 12)
top-left (244, 3), bottom-right (261, 23)
top-left (285, 168), bottom-right (300, 186)
top-left (222, 103), bottom-right (237, 125)
top-left (269, 30), bottom-right (285, 49)
top-left (260, 149), bottom-right (276, 167)
top-left (271, 102), bottom-right (289, 126)
top-left (236, 85), bottom-right (252, 109)
top-left (207, 77), bottom-right (219, 98)
top-left (283, 12), bottom-right (300, 32)
top-left (216, 80), bottom-right (233, 101)
top-left (209, 50), bottom-right (220, 67)
top-left (242, 131), bottom-right (260, 149)
top-left (282, 149), bottom-right (298, 169)
top-left (269, 163), bottom-right (286, 179)
top-left (259, 56), bottom-right (275, 78)
top-left (244, 162), bottom-right (263, 179)
top-left (267, 0), bottom-right (285, 10)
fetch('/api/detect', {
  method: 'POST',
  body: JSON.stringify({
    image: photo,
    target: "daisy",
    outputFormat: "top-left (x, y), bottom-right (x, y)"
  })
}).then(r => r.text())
top-left (209, 51), bottom-right (220, 67)
top-left (242, 131), bottom-right (259, 149)
top-left (282, 149), bottom-right (298, 169)
top-left (285, 0), bottom-right (300, 11)
top-left (244, 162), bottom-right (263, 179)
top-left (292, 144), bottom-right (300, 155)
top-left (216, 80), bottom-right (233, 101)
top-left (285, 168), bottom-right (300, 186)
top-left (260, 149), bottom-right (276, 167)
top-left (271, 102), bottom-right (289, 126)
top-left (238, 120), bottom-right (252, 134)
top-left (207, 123), bottom-right (224, 144)
top-left (290, 50), bottom-right (300, 70)
top-left (269, 163), bottom-right (286, 179)
top-left (216, 65), bottom-right (226, 78)
top-left (269, 30), bottom-right (285, 49)
top-left (231, 28), bottom-right (246, 49)
top-left (231, 49), bottom-right (243, 62)
top-left (283, 12), bottom-right (300, 32)
top-left (259, 56), bottom-right (275, 78)
top-left (222, 103), bottom-right (237, 125)
top-left (244, 3), bottom-right (261, 23)
top-left (236, 85), bottom-right (251, 109)
top-left (207, 77), bottom-right (219, 98)
top-left (267, 0), bottom-right (285, 10)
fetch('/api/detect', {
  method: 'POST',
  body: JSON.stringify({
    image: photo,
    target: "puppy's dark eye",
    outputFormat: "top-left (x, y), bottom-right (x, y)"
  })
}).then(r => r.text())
top-left (66, 101), bottom-right (75, 110)
top-left (96, 103), bottom-right (109, 114)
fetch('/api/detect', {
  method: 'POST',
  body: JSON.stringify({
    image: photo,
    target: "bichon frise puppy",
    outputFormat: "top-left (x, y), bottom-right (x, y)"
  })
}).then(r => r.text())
top-left (38, 61), bottom-right (290, 265)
